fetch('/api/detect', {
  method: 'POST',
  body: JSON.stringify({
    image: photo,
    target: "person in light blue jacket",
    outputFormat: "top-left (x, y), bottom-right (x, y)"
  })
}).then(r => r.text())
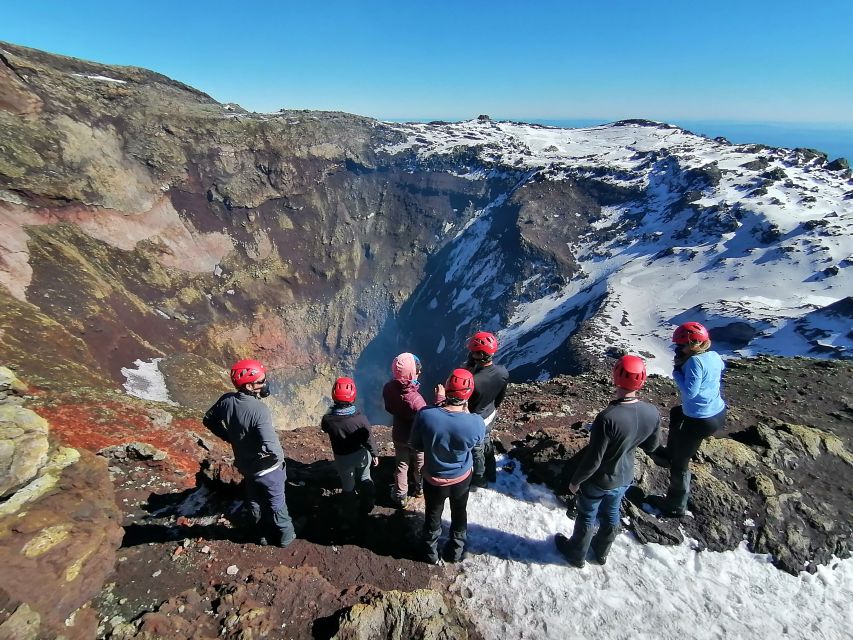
top-left (659, 321), bottom-right (727, 517)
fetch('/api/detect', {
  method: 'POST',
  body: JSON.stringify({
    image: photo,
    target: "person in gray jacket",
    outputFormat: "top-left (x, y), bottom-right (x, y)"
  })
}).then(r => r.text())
top-left (555, 355), bottom-right (660, 568)
top-left (203, 359), bottom-right (296, 547)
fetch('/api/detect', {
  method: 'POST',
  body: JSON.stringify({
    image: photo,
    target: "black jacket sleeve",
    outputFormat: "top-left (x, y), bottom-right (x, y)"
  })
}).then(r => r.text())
top-left (361, 417), bottom-right (379, 458)
top-left (493, 369), bottom-right (509, 410)
top-left (570, 413), bottom-right (609, 486)
top-left (639, 416), bottom-right (662, 453)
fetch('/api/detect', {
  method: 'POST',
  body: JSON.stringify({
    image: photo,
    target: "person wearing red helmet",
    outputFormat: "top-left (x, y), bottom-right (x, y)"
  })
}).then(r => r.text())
top-left (464, 331), bottom-right (509, 488)
top-left (650, 321), bottom-right (727, 517)
top-left (555, 355), bottom-right (660, 568)
top-left (321, 377), bottom-right (379, 528)
top-left (203, 359), bottom-right (296, 547)
top-left (408, 368), bottom-right (485, 564)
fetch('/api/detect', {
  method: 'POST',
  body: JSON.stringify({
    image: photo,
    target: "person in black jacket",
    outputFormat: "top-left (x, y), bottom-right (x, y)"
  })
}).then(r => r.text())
top-left (203, 359), bottom-right (296, 547)
top-left (321, 377), bottom-right (379, 520)
top-left (464, 331), bottom-right (509, 487)
top-left (555, 355), bottom-right (660, 568)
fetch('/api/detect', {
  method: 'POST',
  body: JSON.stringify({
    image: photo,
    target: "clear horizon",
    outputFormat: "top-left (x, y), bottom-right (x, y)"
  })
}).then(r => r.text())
top-left (2, 0), bottom-right (851, 128)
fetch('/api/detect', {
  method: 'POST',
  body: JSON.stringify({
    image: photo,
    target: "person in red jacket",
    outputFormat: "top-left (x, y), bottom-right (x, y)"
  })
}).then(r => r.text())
top-left (382, 353), bottom-right (438, 508)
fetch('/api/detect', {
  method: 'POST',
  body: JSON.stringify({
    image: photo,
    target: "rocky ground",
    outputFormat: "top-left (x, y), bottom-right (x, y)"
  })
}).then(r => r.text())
top-left (2, 357), bottom-right (852, 638)
top-left (501, 356), bottom-right (853, 574)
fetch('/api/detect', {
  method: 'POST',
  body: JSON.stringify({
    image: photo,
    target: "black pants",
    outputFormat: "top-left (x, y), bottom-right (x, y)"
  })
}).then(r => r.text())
top-left (664, 406), bottom-right (726, 512)
top-left (422, 474), bottom-right (472, 563)
top-left (472, 432), bottom-right (496, 483)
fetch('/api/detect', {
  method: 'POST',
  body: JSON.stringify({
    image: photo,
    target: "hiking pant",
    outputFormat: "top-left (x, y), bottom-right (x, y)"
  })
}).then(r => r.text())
top-left (334, 449), bottom-right (372, 492)
top-left (245, 464), bottom-right (296, 546)
top-left (564, 482), bottom-right (629, 562)
top-left (334, 449), bottom-right (375, 514)
top-left (472, 432), bottom-right (496, 484)
top-left (664, 406), bottom-right (726, 512)
top-left (422, 474), bottom-right (472, 563)
top-left (393, 441), bottom-right (424, 500)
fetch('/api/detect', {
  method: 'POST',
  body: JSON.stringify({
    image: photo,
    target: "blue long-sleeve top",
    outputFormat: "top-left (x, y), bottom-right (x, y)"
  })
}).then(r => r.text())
top-left (673, 350), bottom-right (726, 418)
top-left (408, 407), bottom-right (485, 480)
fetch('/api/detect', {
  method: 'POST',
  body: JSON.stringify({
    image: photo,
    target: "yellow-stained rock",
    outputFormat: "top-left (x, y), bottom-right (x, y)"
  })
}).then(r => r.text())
top-left (22, 524), bottom-right (72, 557)
top-left (700, 437), bottom-right (761, 470)
top-left (0, 404), bottom-right (50, 498)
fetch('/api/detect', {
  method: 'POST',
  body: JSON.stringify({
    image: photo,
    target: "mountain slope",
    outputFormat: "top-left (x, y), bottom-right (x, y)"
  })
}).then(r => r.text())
top-left (384, 118), bottom-right (852, 380)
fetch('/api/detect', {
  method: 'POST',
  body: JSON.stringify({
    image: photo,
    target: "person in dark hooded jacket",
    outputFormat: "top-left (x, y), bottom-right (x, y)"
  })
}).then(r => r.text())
top-left (383, 353), bottom-right (434, 508)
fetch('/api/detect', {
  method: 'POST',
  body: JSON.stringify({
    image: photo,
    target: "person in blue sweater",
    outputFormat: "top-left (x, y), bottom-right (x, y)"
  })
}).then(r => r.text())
top-left (658, 321), bottom-right (727, 517)
top-left (409, 368), bottom-right (485, 564)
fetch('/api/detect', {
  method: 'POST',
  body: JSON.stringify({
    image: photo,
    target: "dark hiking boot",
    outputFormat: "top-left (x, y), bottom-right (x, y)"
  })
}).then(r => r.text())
top-left (554, 533), bottom-right (585, 568)
top-left (591, 551), bottom-right (608, 565)
top-left (408, 482), bottom-right (423, 498)
top-left (257, 536), bottom-right (269, 547)
top-left (644, 495), bottom-right (686, 518)
top-left (442, 546), bottom-right (468, 563)
top-left (390, 495), bottom-right (409, 510)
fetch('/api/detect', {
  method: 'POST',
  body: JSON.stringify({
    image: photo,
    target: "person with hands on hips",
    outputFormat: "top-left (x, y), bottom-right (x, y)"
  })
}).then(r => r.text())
top-left (203, 359), bottom-right (296, 547)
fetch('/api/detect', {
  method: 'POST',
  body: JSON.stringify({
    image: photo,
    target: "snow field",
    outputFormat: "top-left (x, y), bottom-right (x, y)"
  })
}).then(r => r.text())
top-left (441, 458), bottom-right (853, 640)
top-left (385, 119), bottom-right (852, 372)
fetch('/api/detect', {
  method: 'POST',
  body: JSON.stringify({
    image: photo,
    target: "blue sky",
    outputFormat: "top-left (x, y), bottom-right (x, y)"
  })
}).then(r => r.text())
top-left (1, 1), bottom-right (852, 125)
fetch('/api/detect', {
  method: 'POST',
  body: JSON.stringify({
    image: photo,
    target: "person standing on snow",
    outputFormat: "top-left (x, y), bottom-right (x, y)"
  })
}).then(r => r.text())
top-left (409, 369), bottom-right (485, 564)
top-left (203, 359), bottom-right (296, 547)
top-left (320, 377), bottom-right (379, 524)
top-left (555, 355), bottom-right (660, 568)
top-left (652, 321), bottom-right (727, 517)
top-left (464, 331), bottom-right (509, 487)
top-left (383, 353), bottom-right (435, 508)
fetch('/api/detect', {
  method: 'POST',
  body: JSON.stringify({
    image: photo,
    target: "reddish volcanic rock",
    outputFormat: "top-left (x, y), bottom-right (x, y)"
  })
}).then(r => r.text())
top-left (0, 448), bottom-right (123, 640)
top-left (35, 402), bottom-right (221, 488)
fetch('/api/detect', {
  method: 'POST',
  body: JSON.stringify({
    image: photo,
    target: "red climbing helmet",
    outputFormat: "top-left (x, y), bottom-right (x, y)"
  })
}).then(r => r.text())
top-left (332, 377), bottom-right (357, 403)
top-left (230, 359), bottom-right (266, 388)
top-left (445, 368), bottom-right (475, 400)
top-left (612, 355), bottom-right (647, 391)
top-left (672, 321), bottom-right (710, 345)
top-left (467, 331), bottom-right (498, 355)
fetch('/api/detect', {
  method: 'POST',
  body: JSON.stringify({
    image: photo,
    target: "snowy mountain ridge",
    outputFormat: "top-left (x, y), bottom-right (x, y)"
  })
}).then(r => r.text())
top-left (384, 119), bottom-right (852, 375)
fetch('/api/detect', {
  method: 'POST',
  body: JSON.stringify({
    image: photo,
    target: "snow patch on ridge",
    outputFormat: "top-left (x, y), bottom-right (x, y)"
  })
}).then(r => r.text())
top-left (121, 358), bottom-right (176, 405)
top-left (72, 73), bottom-right (127, 84)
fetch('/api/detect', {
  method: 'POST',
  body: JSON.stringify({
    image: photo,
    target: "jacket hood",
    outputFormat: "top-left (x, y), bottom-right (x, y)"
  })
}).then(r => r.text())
top-left (392, 352), bottom-right (418, 382)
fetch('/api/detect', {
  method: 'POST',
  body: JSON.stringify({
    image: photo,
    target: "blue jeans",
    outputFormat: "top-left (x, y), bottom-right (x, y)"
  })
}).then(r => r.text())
top-left (565, 483), bottom-right (629, 562)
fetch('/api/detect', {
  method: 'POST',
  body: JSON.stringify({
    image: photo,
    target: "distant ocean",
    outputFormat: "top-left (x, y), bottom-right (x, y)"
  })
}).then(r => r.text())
top-left (530, 119), bottom-right (853, 163)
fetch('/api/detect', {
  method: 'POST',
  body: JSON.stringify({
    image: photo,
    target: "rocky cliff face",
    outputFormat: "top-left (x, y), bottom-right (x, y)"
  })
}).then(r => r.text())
top-left (0, 41), bottom-right (496, 423)
top-left (3, 41), bottom-right (849, 427)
